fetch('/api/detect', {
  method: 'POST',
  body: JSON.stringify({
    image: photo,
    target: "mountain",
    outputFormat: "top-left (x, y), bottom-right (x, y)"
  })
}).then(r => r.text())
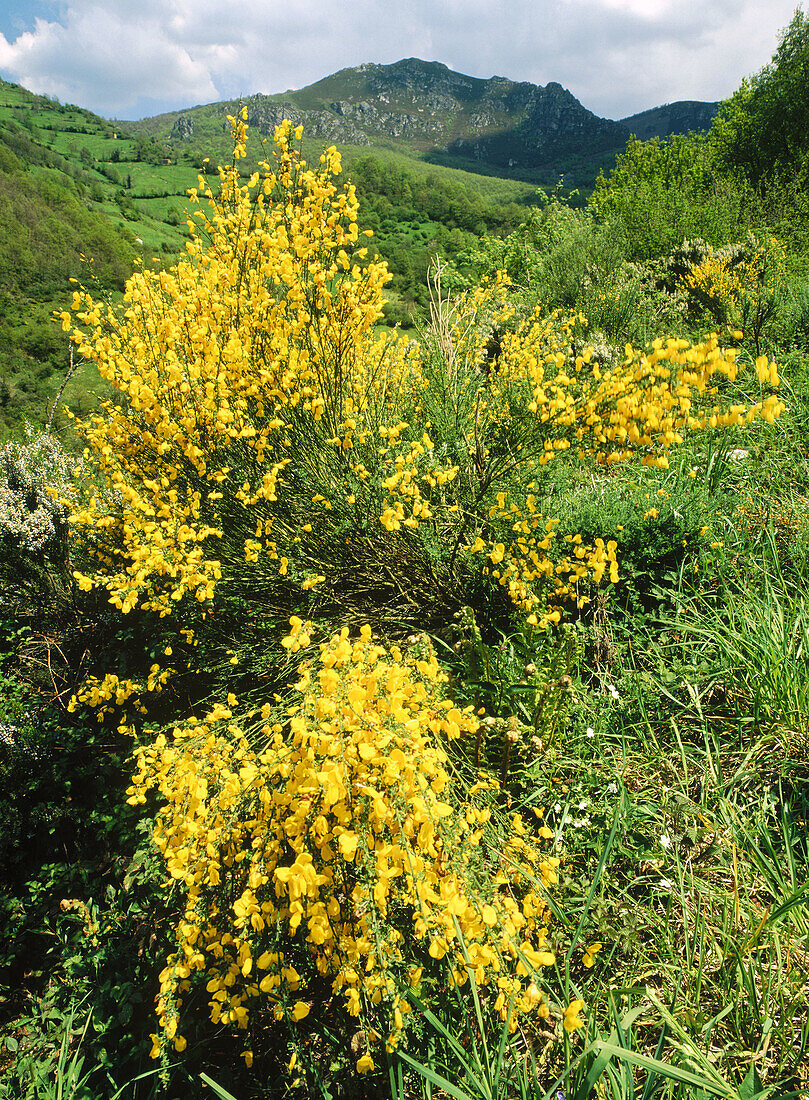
top-left (129, 59), bottom-right (718, 186)
top-left (618, 101), bottom-right (719, 142)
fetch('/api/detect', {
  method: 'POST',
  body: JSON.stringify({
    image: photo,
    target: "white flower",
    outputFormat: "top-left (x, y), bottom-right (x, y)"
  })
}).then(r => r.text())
top-left (585, 726), bottom-right (595, 738)
top-left (660, 833), bottom-right (672, 850)
top-left (607, 684), bottom-right (620, 700)
top-left (0, 427), bottom-right (74, 554)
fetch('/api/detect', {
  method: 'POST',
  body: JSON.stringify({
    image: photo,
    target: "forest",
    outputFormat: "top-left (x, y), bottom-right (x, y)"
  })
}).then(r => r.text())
top-left (1, 9), bottom-right (809, 1100)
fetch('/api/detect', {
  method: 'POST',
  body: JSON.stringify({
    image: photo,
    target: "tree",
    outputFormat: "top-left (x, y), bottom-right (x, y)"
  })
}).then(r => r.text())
top-left (712, 7), bottom-right (809, 188)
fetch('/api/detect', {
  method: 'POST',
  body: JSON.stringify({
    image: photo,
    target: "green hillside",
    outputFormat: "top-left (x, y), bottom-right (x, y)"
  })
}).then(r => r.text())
top-left (0, 78), bottom-right (541, 435)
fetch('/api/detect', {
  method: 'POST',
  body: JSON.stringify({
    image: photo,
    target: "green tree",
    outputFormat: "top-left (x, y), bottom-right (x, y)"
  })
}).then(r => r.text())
top-left (712, 8), bottom-right (809, 189)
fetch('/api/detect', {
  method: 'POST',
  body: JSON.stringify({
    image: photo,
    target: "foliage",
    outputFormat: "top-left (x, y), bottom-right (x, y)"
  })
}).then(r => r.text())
top-left (0, 124), bottom-right (135, 295)
top-left (0, 426), bottom-right (76, 632)
top-left (349, 155), bottom-right (525, 312)
top-left (61, 116), bottom-right (782, 744)
top-left (712, 8), bottom-right (809, 191)
top-left (589, 133), bottom-right (760, 263)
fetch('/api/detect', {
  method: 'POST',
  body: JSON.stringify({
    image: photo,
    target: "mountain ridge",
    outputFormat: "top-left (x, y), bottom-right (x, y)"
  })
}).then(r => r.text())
top-left (127, 58), bottom-right (718, 185)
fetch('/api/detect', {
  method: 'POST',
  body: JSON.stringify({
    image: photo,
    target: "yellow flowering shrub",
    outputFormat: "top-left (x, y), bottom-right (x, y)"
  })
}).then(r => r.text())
top-left (127, 623), bottom-right (560, 1071)
top-left (416, 271), bottom-right (783, 624)
top-left (679, 234), bottom-right (787, 351)
top-left (61, 117), bottom-right (783, 653)
top-left (61, 113), bottom-right (422, 622)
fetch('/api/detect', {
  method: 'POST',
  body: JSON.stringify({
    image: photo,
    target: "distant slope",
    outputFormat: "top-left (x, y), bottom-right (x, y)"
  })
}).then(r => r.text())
top-left (0, 122), bottom-right (134, 295)
top-left (0, 79), bottom-right (197, 434)
top-left (0, 75), bottom-right (537, 433)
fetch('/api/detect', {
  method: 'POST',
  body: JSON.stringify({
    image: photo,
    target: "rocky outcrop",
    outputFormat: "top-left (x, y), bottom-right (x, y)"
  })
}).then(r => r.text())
top-left (618, 101), bottom-right (719, 141)
top-left (171, 114), bottom-right (194, 141)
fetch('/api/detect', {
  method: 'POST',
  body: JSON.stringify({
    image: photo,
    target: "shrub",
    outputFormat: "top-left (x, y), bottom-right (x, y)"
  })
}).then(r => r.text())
top-left (127, 623), bottom-right (560, 1079)
top-left (59, 116), bottom-right (787, 1086)
top-left (0, 426), bottom-right (73, 619)
top-left (675, 233), bottom-right (787, 353)
top-left (590, 133), bottom-right (759, 262)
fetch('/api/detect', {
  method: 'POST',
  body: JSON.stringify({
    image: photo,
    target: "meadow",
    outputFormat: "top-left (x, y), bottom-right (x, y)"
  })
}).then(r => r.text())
top-left (1, 12), bottom-right (809, 1100)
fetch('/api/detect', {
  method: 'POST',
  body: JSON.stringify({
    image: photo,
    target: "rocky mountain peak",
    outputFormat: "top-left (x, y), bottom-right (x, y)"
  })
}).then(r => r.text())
top-left (136, 58), bottom-right (719, 185)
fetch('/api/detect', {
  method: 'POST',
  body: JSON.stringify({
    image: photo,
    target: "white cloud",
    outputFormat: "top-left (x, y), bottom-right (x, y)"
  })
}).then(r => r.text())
top-left (0, 2), bottom-right (219, 116)
top-left (0, 0), bottom-right (800, 120)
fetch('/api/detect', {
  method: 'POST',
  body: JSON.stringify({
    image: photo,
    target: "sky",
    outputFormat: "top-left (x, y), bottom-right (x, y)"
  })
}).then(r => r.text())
top-left (0, 0), bottom-right (800, 122)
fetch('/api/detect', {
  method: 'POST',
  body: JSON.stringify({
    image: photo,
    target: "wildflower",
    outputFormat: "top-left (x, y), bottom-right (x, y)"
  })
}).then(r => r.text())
top-left (582, 942), bottom-right (602, 968)
top-left (137, 627), bottom-right (558, 1065)
top-left (563, 999), bottom-right (585, 1032)
top-left (660, 833), bottom-right (672, 850)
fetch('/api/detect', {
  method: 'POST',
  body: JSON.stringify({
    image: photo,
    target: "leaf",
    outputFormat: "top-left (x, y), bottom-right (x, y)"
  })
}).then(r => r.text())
top-left (589, 1043), bottom-right (734, 1097)
top-left (739, 1064), bottom-right (764, 1100)
top-left (199, 1074), bottom-right (240, 1100)
top-left (395, 1049), bottom-right (478, 1100)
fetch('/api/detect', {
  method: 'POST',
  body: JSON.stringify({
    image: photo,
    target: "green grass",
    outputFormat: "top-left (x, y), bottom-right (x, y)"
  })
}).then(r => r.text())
top-left (335, 143), bottom-right (537, 203)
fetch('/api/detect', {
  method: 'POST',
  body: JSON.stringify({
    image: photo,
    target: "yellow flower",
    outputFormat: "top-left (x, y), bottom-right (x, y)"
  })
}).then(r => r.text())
top-left (582, 942), bottom-right (602, 968)
top-left (563, 998), bottom-right (585, 1032)
top-left (356, 1054), bottom-right (375, 1074)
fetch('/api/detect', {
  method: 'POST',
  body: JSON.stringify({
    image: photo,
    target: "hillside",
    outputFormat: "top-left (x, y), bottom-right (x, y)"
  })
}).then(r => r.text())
top-left (618, 100), bottom-right (719, 141)
top-left (129, 58), bottom-right (718, 188)
top-left (0, 80), bottom-right (201, 434)
top-left (0, 76), bottom-right (536, 432)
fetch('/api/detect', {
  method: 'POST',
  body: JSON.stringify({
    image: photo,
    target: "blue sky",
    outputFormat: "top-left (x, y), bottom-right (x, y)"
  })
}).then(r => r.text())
top-left (0, 0), bottom-right (800, 120)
